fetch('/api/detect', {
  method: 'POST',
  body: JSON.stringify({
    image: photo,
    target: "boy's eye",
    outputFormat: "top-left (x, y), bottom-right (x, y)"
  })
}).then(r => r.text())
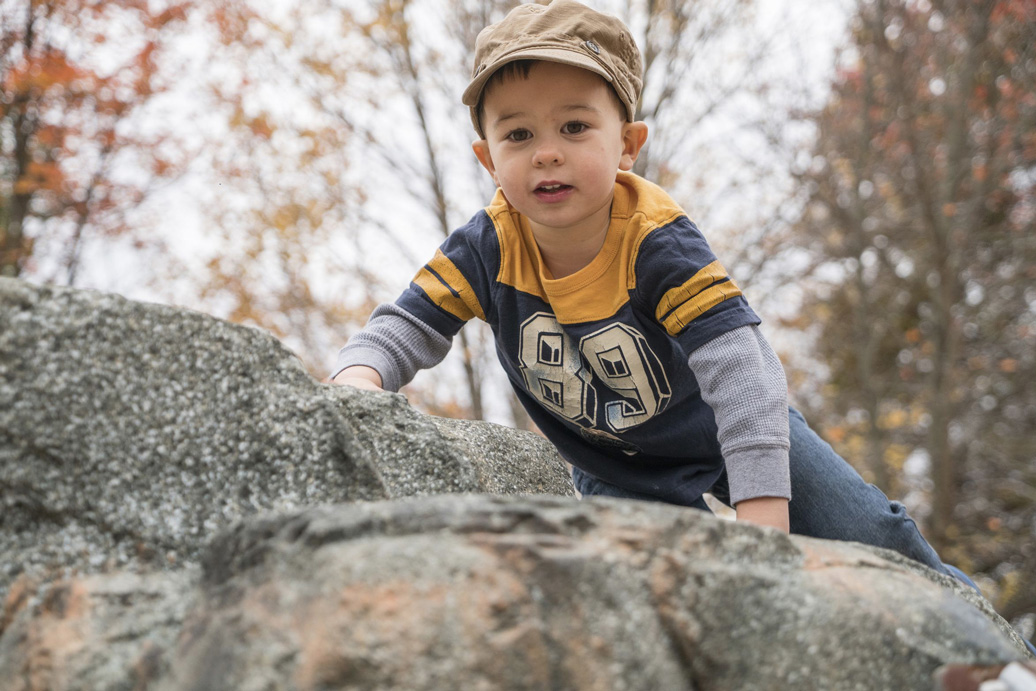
top-left (506, 129), bottom-right (532, 142)
top-left (562, 122), bottom-right (588, 135)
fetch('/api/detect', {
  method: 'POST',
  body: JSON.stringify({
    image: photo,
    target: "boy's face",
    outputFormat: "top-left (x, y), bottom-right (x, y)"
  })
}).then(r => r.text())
top-left (472, 61), bottom-right (647, 242)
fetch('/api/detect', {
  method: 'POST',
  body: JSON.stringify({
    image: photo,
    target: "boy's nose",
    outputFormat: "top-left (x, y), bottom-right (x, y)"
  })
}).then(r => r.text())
top-left (532, 142), bottom-right (563, 167)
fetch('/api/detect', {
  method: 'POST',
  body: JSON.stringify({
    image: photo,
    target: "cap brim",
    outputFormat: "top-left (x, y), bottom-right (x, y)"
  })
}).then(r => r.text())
top-left (462, 47), bottom-right (613, 107)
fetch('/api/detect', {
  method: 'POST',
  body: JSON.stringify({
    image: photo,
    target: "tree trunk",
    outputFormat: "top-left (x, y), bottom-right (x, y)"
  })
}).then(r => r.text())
top-left (457, 328), bottom-right (484, 421)
top-left (2, 104), bottom-right (34, 278)
top-left (394, 0), bottom-right (485, 420)
top-left (1, 197), bottom-right (28, 278)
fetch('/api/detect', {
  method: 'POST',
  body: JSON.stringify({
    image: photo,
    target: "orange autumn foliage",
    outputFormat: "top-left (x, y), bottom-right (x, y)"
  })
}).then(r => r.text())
top-left (0, 0), bottom-right (194, 281)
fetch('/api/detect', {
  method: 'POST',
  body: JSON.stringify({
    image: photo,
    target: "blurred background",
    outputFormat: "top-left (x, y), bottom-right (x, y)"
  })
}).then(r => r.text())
top-left (2, 0), bottom-right (1034, 643)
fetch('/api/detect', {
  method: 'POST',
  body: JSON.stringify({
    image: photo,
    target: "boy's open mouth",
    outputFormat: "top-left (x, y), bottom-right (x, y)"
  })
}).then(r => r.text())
top-left (534, 183), bottom-right (573, 200)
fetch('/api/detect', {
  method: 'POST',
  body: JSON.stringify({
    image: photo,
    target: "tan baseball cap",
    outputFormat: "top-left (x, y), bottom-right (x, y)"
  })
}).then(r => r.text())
top-left (463, 0), bottom-right (643, 138)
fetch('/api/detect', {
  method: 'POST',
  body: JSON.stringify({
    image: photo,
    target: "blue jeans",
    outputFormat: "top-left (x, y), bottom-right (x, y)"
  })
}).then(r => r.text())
top-left (572, 408), bottom-right (954, 578)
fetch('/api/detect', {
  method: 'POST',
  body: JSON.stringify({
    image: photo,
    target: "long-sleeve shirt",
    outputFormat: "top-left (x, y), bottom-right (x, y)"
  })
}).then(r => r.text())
top-left (334, 172), bottom-right (790, 506)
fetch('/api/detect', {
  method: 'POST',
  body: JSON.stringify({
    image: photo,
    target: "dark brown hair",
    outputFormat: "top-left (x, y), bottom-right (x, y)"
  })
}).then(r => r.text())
top-left (475, 60), bottom-right (536, 136)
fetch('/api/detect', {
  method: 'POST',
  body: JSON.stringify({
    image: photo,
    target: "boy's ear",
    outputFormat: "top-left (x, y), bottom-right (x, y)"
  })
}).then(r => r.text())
top-left (472, 140), bottom-right (499, 186)
top-left (618, 121), bottom-right (649, 172)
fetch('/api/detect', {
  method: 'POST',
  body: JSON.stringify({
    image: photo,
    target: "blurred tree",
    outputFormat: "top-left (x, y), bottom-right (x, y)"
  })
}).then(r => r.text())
top-left (617, 0), bottom-right (826, 294)
top-left (623, 0), bottom-right (753, 184)
top-left (349, 0), bottom-right (521, 421)
top-left (791, 0), bottom-right (1036, 624)
top-left (0, 0), bottom-right (192, 283)
top-left (189, 0), bottom-right (381, 374)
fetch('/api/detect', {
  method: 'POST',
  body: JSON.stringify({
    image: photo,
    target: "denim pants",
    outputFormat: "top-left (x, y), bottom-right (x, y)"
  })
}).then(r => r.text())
top-left (572, 407), bottom-right (955, 578)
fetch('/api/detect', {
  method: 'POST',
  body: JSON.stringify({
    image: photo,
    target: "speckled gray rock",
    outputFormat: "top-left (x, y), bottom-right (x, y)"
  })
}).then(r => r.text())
top-left (127, 497), bottom-right (1036, 689)
top-left (0, 278), bottom-right (571, 604)
top-left (331, 384), bottom-right (572, 499)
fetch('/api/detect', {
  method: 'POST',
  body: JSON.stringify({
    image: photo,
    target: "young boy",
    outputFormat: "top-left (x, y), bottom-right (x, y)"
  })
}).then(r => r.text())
top-left (331, 0), bottom-right (965, 582)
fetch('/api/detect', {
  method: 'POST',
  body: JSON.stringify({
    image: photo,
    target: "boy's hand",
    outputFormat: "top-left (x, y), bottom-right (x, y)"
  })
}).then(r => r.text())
top-left (735, 496), bottom-right (790, 533)
top-left (329, 366), bottom-right (384, 392)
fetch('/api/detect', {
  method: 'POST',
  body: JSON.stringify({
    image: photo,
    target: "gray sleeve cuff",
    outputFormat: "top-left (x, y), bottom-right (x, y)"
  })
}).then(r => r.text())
top-left (331, 347), bottom-right (401, 393)
top-left (723, 446), bottom-right (792, 506)
top-left (330, 303), bottom-right (452, 393)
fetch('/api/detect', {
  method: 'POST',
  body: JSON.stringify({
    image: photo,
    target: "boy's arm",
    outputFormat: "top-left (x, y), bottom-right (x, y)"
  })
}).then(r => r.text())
top-left (329, 303), bottom-right (452, 393)
top-left (687, 325), bottom-right (791, 532)
top-left (733, 496), bottom-right (790, 532)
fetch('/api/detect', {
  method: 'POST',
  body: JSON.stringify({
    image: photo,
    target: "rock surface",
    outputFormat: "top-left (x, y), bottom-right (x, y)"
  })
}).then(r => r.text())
top-left (0, 278), bottom-right (1032, 690)
top-left (169, 495), bottom-right (1028, 691)
top-left (0, 278), bottom-right (571, 600)
top-left (1, 495), bottom-right (1032, 691)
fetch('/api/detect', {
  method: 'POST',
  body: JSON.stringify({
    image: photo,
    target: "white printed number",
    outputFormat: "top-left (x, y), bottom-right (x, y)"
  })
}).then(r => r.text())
top-left (518, 313), bottom-right (596, 426)
top-left (518, 313), bottom-right (671, 433)
top-left (581, 324), bottom-right (672, 431)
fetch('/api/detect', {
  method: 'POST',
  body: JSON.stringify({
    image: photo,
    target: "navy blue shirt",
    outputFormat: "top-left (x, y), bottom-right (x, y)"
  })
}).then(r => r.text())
top-left (393, 172), bottom-right (760, 502)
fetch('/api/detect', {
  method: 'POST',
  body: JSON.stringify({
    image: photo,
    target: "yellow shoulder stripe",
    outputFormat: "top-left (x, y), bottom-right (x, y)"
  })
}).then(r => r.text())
top-left (413, 249), bottom-right (486, 322)
top-left (656, 260), bottom-right (742, 336)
